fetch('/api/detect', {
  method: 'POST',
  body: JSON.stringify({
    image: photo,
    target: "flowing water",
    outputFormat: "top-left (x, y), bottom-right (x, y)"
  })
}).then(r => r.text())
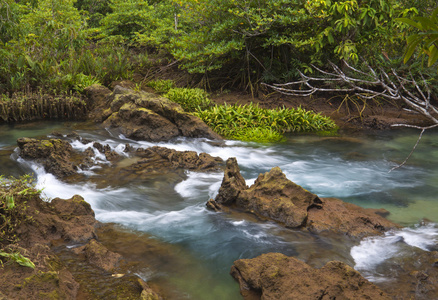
top-left (1, 121), bottom-right (437, 299)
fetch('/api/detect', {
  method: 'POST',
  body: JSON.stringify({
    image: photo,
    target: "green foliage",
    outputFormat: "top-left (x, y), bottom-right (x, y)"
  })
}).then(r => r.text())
top-left (0, 0), bottom-right (435, 96)
top-left (397, 7), bottom-right (438, 68)
top-left (166, 87), bottom-right (211, 111)
top-left (195, 103), bottom-right (337, 142)
top-left (0, 0), bottom-right (22, 43)
top-left (0, 175), bottom-right (41, 246)
top-left (232, 127), bottom-right (285, 143)
top-left (99, 0), bottom-right (175, 46)
top-left (74, 0), bottom-right (113, 28)
top-left (125, 0), bottom-right (414, 88)
top-left (0, 250), bottom-right (35, 269)
top-left (146, 79), bottom-right (175, 94)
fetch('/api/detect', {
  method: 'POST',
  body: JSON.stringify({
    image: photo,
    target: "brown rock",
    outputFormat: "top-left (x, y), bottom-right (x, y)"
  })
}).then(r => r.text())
top-left (17, 194), bottom-right (97, 247)
top-left (212, 158), bottom-right (400, 238)
top-left (102, 146), bottom-right (223, 186)
top-left (306, 197), bottom-right (398, 237)
top-left (104, 102), bottom-right (180, 141)
top-left (148, 146), bottom-right (223, 170)
top-left (231, 253), bottom-right (391, 300)
top-left (214, 157), bottom-right (248, 206)
top-left (0, 243), bottom-right (79, 300)
top-left (17, 137), bottom-right (77, 178)
top-left (96, 86), bottom-right (221, 141)
top-left (84, 84), bottom-right (112, 122)
top-left (238, 166), bottom-right (321, 228)
top-left (72, 239), bottom-right (122, 272)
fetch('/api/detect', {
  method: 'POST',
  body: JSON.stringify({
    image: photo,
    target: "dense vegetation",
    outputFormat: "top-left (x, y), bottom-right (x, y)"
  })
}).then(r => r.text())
top-left (0, 0), bottom-right (436, 95)
top-left (195, 104), bottom-right (337, 142)
top-left (0, 175), bottom-right (40, 269)
top-left (0, 0), bottom-right (437, 141)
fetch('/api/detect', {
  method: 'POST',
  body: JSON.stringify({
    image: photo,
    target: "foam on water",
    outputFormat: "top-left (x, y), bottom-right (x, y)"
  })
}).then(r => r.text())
top-left (351, 223), bottom-right (438, 278)
top-left (175, 172), bottom-right (223, 200)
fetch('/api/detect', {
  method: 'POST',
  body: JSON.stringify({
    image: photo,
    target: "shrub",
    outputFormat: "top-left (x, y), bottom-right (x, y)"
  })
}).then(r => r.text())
top-left (166, 87), bottom-right (211, 112)
top-left (194, 103), bottom-right (337, 142)
top-left (146, 79), bottom-right (175, 94)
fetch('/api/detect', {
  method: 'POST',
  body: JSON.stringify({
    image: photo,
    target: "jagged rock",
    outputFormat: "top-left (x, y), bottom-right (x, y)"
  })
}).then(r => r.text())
top-left (97, 85), bottom-right (221, 141)
top-left (17, 137), bottom-right (77, 178)
top-left (93, 142), bottom-right (120, 161)
top-left (146, 146), bottom-right (223, 170)
top-left (230, 252), bottom-right (391, 300)
top-left (17, 194), bottom-right (97, 246)
top-left (210, 157), bottom-right (400, 238)
top-left (72, 239), bottom-right (122, 272)
top-left (107, 146), bottom-right (224, 185)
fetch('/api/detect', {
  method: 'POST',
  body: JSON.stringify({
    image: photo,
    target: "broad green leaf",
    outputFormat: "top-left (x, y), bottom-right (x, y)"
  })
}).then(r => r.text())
top-left (396, 17), bottom-right (422, 30)
top-left (428, 46), bottom-right (438, 67)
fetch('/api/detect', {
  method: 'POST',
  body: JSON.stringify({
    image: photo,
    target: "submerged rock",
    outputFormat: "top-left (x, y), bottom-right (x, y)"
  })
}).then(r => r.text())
top-left (209, 157), bottom-right (400, 238)
top-left (91, 85), bottom-right (221, 141)
top-left (230, 252), bottom-right (391, 300)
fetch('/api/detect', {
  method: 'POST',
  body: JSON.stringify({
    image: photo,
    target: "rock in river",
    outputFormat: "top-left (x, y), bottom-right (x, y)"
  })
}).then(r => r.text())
top-left (87, 85), bottom-right (221, 141)
top-left (230, 252), bottom-right (391, 300)
top-left (208, 157), bottom-right (400, 238)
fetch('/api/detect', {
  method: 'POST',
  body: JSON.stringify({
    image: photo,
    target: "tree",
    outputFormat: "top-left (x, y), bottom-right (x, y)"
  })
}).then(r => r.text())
top-left (397, 7), bottom-right (438, 69)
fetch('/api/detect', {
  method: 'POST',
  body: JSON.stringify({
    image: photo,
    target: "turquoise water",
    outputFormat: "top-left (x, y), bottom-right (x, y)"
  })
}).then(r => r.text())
top-left (1, 122), bottom-right (437, 299)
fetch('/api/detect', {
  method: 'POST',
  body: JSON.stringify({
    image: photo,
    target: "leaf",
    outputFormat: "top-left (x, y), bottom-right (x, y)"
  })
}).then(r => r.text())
top-left (396, 17), bottom-right (422, 30)
top-left (404, 36), bottom-right (423, 63)
top-left (428, 45), bottom-right (438, 67)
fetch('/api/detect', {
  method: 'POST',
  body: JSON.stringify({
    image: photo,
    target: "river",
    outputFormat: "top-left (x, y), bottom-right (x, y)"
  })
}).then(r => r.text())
top-left (1, 121), bottom-right (437, 299)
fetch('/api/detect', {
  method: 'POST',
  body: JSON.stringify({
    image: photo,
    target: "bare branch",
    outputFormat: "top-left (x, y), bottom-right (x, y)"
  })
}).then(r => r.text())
top-left (262, 61), bottom-right (438, 170)
top-left (262, 60), bottom-right (438, 125)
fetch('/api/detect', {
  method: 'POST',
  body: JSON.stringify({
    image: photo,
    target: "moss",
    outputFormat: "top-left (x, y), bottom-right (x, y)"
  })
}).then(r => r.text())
top-left (20, 271), bottom-right (60, 289)
top-left (39, 140), bottom-right (54, 149)
top-left (39, 290), bottom-right (59, 300)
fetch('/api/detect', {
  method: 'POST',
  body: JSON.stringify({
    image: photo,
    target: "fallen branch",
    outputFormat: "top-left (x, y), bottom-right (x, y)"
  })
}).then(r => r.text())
top-left (262, 61), bottom-right (438, 169)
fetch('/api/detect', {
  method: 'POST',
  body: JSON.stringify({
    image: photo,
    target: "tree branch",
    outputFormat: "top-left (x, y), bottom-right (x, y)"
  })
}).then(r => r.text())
top-left (262, 61), bottom-right (438, 170)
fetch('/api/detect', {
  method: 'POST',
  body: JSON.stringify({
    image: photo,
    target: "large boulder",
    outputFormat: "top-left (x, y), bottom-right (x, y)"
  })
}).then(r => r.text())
top-left (230, 252), bottom-right (391, 300)
top-left (16, 194), bottom-right (97, 247)
top-left (209, 158), bottom-right (400, 238)
top-left (17, 137), bottom-right (77, 178)
top-left (96, 86), bottom-right (221, 141)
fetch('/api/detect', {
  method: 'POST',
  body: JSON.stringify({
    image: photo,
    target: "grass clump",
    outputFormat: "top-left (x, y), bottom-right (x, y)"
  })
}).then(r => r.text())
top-left (194, 103), bottom-right (337, 143)
top-left (146, 79), bottom-right (176, 94)
top-left (166, 87), bottom-right (211, 112)
top-left (0, 250), bottom-right (35, 269)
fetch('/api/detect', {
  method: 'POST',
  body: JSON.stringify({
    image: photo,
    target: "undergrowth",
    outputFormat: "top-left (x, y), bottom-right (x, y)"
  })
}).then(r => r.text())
top-left (146, 79), bottom-right (175, 94)
top-left (195, 103), bottom-right (338, 142)
top-left (166, 88), bottom-right (211, 112)
top-left (0, 175), bottom-right (41, 269)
